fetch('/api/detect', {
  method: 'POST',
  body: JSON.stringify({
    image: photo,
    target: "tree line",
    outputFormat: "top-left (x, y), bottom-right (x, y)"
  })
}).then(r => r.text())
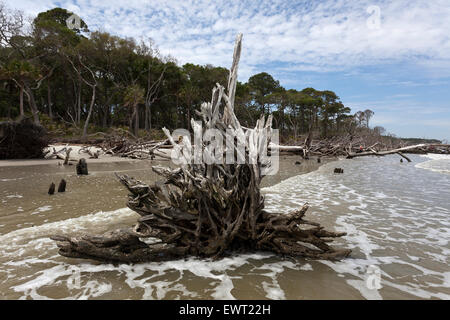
top-left (0, 4), bottom-right (380, 141)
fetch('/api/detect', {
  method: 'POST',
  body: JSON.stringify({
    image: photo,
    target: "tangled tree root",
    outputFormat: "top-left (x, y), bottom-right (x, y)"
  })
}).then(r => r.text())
top-left (51, 34), bottom-right (351, 263)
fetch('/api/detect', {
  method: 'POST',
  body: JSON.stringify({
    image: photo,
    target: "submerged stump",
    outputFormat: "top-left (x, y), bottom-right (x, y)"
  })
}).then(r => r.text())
top-left (76, 159), bottom-right (88, 175)
top-left (48, 183), bottom-right (55, 195)
top-left (58, 179), bottom-right (67, 193)
top-left (51, 34), bottom-right (351, 263)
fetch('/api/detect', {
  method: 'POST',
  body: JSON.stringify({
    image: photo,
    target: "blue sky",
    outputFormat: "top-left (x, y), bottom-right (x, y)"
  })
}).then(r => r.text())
top-left (7, 0), bottom-right (450, 141)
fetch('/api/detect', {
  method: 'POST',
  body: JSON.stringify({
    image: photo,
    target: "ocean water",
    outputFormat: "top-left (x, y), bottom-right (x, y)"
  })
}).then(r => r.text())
top-left (0, 155), bottom-right (449, 300)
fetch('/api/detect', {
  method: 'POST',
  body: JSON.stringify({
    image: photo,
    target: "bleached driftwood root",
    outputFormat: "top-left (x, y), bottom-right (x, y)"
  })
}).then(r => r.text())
top-left (51, 34), bottom-right (351, 263)
top-left (45, 145), bottom-right (77, 163)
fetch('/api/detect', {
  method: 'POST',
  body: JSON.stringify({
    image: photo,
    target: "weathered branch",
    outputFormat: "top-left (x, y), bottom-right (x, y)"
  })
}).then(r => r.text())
top-left (347, 143), bottom-right (449, 159)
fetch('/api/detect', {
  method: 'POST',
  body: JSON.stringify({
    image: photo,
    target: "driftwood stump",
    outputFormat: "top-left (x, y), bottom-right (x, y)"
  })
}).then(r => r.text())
top-left (48, 183), bottom-right (55, 195)
top-left (51, 34), bottom-right (351, 263)
top-left (76, 158), bottom-right (88, 175)
top-left (58, 179), bottom-right (66, 193)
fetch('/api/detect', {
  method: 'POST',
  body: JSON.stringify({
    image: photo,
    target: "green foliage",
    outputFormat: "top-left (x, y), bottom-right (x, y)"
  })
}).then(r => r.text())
top-left (123, 84), bottom-right (145, 108)
top-left (34, 8), bottom-right (89, 35)
top-left (0, 3), bottom-right (362, 141)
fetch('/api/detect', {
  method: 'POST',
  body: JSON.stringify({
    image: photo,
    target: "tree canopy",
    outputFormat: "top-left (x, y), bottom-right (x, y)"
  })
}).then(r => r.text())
top-left (0, 3), bottom-right (377, 141)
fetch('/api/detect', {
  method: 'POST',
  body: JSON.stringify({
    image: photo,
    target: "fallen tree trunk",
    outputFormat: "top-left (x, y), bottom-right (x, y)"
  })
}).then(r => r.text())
top-left (346, 143), bottom-right (450, 159)
top-left (51, 34), bottom-right (351, 263)
top-left (269, 143), bottom-right (304, 153)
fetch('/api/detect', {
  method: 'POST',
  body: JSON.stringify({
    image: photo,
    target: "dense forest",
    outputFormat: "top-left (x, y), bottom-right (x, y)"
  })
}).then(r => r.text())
top-left (0, 4), bottom-right (385, 143)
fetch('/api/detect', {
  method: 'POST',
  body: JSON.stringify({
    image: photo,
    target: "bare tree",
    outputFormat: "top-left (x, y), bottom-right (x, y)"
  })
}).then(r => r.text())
top-left (354, 111), bottom-right (365, 127)
top-left (373, 126), bottom-right (386, 136)
top-left (137, 39), bottom-right (167, 132)
top-left (363, 109), bottom-right (374, 128)
top-left (67, 54), bottom-right (98, 139)
top-left (123, 84), bottom-right (145, 137)
top-left (0, 1), bottom-right (24, 49)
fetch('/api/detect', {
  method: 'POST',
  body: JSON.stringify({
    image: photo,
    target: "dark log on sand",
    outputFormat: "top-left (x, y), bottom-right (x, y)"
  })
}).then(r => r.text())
top-left (48, 183), bottom-right (55, 195)
top-left (76, 158), bottom-right (88, 175)
top-left (58, 179), bottom-right (66, 193)
top-left (51, 34), bottom-right (351, 263)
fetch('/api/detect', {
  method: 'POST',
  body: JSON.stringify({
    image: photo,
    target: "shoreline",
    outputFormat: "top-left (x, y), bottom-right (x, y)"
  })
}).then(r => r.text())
top-left (0, 156), bottom-right (145, 167)
top-left (0, 142), bottom-right (334, 173)
top-left (261, 155), bottom-right (338, 188)
top-left (0, 143), bottom-right (173, 167)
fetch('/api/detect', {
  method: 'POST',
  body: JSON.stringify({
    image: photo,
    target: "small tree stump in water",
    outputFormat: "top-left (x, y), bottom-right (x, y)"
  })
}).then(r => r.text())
top-left (58, 179), bottom-right (66, 193)
top-left (76, 158), bottom-right (88, 175)
top-left (334, 168), bottom-right (344, 174)
top-left (48, 183), bottom-right (55, 195)
top-left (63, 148), bottom-right (72, 165)
top-left (317, 157), bottom-right (321, 163)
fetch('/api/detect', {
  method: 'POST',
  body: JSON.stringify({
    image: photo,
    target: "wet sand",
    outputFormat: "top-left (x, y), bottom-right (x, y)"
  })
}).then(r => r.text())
top-left (2, 154), bottom-right (447, 300)
top-left (0, 155), bottom-right (326, 236)
top-left (0, 155), bottom-right (334, 300)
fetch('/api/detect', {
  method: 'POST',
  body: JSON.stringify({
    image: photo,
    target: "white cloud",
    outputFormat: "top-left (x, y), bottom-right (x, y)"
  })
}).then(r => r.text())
top-left (6, 0), bottom-right (450, 81)
top-left (4, 0), bottom-right (449, 139)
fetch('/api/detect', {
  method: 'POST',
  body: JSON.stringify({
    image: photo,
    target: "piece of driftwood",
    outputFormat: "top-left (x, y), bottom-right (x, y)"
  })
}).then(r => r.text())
top-left (270, 144), bottom-right (304, 153)
top-left (58, 179), bottom-right (66, 193)
top-left (45, 145), bottom-right (77, 163)
top-left (63, 148), bottom-right (72, 165)
top-left (397, 152), bottom-right (411, 163)
top-left (76, 158), bottom-right (88, 175)
top-left (97, 135), bottom-right (171, 160)
top-left (48, 183), bottom-right (55, 195)
top-left (79, 146), bottom-right (101, 159)
top-left (346, 144), bottom-right (450, 159)
top-left (51, 34), bottom-right (351, 263)
top-left (271, 135), bottom-right (449, 159)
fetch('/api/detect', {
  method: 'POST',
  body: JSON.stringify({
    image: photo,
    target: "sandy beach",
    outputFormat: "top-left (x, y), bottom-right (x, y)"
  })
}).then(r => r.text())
top-left (0, 144), bottom-right (173, 167)
top-left (1, 153), bottom-right (449, 299)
